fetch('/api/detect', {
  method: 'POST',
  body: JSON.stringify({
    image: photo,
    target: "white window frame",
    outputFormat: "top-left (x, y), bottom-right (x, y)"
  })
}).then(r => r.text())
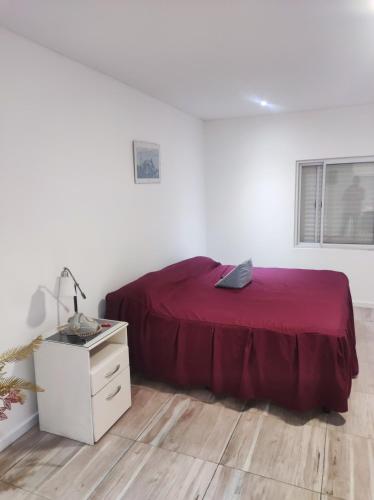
top-left (295, 155), bottom-right (374, 250)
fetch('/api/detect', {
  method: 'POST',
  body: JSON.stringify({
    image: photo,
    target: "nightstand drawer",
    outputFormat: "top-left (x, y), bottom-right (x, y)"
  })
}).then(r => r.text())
top-left (92, 367), bottom-right (131, 442)
top-left (90, 344), bottom-right (129, 395)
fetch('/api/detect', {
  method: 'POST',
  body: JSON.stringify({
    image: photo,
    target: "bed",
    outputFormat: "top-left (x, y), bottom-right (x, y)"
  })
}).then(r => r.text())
top-left (105, 256), bottom-right (358, 412)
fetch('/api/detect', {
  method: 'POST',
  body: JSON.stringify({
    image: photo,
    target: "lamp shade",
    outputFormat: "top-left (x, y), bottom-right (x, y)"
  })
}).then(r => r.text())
top-left (59, 275), bottom-right (76, 297)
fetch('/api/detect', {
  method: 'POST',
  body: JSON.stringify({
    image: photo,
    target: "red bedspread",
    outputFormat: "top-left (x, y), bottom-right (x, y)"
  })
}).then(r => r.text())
top-left (106, 257), bottom-right (358, 412)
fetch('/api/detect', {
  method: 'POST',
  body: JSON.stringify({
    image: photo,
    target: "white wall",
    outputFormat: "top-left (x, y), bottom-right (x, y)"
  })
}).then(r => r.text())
top-left (0, 29), bottom-right (206, 449)
top-left (205, 104), bottom-right (374, 305)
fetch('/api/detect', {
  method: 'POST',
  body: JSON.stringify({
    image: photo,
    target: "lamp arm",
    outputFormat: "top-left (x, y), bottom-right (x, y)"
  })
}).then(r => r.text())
top-left (62, 267), bottom-right (87, 299)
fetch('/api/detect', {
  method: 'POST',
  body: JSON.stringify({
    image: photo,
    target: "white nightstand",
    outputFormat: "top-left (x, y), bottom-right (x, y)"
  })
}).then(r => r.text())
top-left (34, 319), bottom-right (131, 445)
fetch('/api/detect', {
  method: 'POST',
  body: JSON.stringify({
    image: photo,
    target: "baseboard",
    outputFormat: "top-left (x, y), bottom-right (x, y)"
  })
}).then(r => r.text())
top-left (353, 301), bottom-right (374, 309)
top-left (0, 412), bottom-right (39, 452)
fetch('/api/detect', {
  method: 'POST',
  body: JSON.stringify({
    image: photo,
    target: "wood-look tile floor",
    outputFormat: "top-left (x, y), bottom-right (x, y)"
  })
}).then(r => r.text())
top-left (0, 307), bottom-right (373, 499)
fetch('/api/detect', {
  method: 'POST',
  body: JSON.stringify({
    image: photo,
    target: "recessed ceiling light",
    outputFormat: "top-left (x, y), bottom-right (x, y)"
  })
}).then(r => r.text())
top-left (243, 94), bottom-right (283, 112)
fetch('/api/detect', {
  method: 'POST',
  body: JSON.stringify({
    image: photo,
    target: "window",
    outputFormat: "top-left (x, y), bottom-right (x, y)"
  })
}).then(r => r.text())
top-left (296, 157), bottom-right (374, 248)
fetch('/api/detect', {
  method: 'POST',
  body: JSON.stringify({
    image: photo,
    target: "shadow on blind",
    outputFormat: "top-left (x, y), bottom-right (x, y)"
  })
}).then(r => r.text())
top-left (324, 162), bottom-right (374, 245)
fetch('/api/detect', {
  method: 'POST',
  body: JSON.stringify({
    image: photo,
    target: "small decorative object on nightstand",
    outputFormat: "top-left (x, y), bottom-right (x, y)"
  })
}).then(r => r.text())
top-left (34, 319), bottom-right (131, 445)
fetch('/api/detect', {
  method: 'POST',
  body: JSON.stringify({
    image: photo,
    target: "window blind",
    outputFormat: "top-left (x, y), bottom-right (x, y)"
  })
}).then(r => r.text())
top-left (299, 163), bottom-right (323, 243)
top-left (323, 161), bottom-right (374, 245)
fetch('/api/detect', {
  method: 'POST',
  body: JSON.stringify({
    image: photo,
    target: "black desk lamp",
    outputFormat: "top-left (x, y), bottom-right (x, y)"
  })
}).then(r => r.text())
top-left (59, 267), bottom-right (101, 337)
top-left (59, 267), bottom-right (86, 315)
top-left (59, 267), bottom-right (100, 336)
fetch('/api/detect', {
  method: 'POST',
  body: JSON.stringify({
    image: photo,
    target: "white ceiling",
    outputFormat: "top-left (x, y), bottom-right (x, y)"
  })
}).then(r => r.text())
top-left (1, 0), bottom-right (374, 120)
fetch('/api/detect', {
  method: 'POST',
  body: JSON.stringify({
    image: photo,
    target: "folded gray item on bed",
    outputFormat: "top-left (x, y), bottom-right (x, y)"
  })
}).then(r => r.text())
top-left (215, 259), bottom-right (253, 288)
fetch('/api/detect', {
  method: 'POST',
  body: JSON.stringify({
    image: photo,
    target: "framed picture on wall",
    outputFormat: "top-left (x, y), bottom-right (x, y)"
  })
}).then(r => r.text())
top-left (133, 141), bottom-right (160, 183)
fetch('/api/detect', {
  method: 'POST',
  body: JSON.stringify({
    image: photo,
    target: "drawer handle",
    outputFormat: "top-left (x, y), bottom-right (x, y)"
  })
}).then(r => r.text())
top-left (106, 385), bottom-right (121, 400)
top-left (105, 364), bottom-right (120, 378)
